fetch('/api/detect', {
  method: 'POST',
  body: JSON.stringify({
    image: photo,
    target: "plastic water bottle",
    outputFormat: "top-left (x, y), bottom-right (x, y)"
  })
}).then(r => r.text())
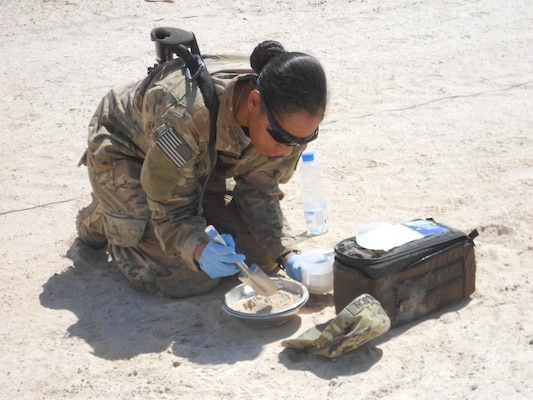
top-left (299, 151), bottom-right (329, 235)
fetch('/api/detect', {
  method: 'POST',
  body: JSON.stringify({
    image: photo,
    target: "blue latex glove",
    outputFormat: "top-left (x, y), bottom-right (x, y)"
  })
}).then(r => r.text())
top-left (199, 233), bottom-right (244, 279)
top-left (285, 254), bottom-right (302, 281)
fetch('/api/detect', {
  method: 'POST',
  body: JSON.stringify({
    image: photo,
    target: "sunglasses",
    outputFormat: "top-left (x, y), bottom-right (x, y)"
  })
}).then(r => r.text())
top-left (262, 100), bottom-right (319, 147)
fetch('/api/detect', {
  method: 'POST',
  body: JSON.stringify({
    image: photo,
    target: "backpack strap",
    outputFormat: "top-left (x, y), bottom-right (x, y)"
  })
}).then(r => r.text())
top-left (149, 27), bottom-right (219, 216)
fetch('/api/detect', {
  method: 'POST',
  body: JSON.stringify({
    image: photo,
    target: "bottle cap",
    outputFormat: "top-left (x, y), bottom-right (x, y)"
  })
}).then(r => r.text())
top-left (302, 151), bottom-right (315, 162)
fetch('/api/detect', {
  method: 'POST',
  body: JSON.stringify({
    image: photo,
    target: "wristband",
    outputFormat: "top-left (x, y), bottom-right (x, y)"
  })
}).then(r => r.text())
top-left (277, 250), bottom-right (301, 269)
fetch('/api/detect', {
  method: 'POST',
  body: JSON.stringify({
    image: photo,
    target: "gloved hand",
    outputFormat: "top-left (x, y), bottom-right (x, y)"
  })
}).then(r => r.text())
top-left (285, 253), bottom-right (302, 281)
top-left (199, 233), bottom-right (244, 279)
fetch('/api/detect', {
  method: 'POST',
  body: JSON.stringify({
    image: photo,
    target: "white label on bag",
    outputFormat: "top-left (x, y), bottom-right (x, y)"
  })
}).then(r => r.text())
top-left (356, 220), bottom-right (450, 251)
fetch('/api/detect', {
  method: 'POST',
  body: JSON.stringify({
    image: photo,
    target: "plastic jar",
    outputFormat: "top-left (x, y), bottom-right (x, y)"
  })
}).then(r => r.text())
top-left (300, 248), bottom-right (334, 295)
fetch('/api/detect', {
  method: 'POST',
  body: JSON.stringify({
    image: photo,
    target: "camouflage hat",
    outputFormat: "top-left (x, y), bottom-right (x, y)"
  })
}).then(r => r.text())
top-left (281, 293), bottom-right (390, 358)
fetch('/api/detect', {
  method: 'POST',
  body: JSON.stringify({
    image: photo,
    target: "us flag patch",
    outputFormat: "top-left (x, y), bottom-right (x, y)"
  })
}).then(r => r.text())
top-left (155, 127), bottom-right (194, 169)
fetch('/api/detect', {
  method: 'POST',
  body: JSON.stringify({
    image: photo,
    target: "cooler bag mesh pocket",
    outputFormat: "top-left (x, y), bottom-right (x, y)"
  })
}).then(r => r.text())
top-left (392, 241), bottom-right (476, 326)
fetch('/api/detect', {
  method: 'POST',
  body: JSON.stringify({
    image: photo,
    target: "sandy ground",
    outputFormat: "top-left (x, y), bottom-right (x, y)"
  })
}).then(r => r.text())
top-left (1, 0), bottom-right (532, 398)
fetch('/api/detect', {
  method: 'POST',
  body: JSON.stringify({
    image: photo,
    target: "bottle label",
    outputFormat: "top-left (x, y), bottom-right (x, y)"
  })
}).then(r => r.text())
top-left (304, 207), bottom-right (328, 235)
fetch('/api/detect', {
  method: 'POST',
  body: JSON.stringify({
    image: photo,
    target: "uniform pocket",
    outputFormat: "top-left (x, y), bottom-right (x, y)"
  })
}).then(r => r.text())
top-left (102, 211), bottom-right (148, 247)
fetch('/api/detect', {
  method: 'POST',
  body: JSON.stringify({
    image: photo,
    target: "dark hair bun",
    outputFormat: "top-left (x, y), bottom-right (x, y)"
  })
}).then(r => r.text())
top-left (250, 40), bottom-right (286, 73)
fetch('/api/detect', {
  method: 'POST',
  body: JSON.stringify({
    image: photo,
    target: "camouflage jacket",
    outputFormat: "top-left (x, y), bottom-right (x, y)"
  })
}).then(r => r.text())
top-left (88, 56), bottom-right (302, 270)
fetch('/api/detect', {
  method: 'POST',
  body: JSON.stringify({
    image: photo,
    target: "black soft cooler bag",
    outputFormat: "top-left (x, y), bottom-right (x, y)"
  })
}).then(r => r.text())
top-left (333, 219), bottom-right (477, 328)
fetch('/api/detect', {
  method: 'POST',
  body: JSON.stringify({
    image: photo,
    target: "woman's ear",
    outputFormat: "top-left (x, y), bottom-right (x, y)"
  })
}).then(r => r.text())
top-left (248, 89), bottom-right (262, 111)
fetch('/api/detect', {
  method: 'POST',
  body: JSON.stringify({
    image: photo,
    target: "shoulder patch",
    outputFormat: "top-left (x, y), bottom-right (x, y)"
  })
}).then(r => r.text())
top-left (155, 127), bottom-right (194, 169)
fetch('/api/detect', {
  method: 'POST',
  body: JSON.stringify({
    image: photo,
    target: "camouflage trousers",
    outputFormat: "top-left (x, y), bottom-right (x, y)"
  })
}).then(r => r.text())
top-left (83, 136), bottom-right (278, 298)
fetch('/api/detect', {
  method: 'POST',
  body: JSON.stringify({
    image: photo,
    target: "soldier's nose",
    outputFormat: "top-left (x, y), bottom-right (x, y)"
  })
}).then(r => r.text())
top-left (276, 144), bottom-right (293, 157)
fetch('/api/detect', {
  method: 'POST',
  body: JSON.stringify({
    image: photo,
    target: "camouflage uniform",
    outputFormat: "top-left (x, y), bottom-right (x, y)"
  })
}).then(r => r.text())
top-left (79, 56), bottom-right (302, 298)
